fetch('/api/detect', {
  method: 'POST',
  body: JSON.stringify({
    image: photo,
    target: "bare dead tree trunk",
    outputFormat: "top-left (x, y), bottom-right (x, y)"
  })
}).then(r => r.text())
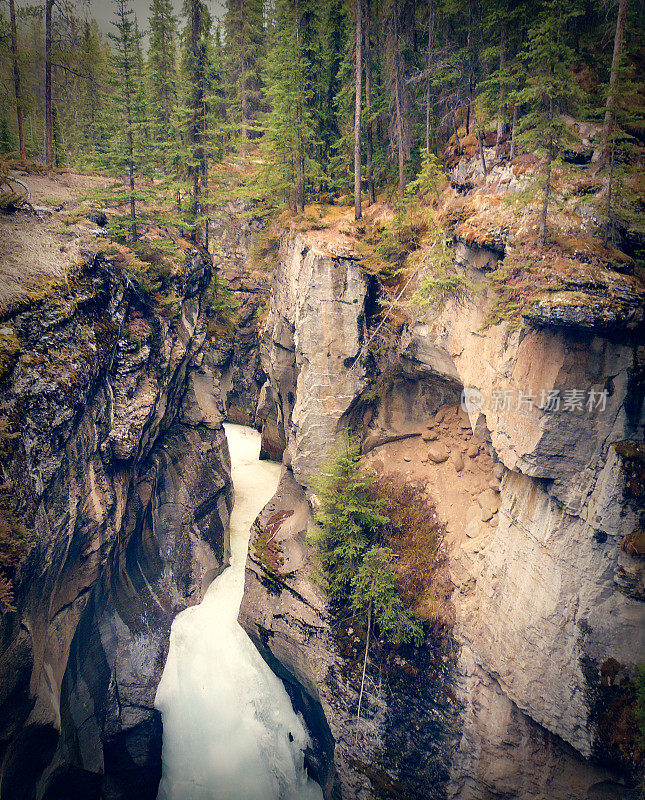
top-left (354, 0), bottom-right (363, 220)
top-left (10, 0), bottom-right (26, 161)
top-left (355, 602), bottom-right (372, 737)
top-left (496, 24), bottom-right (506, 158)
top-left (45, 0), bottom-right (54, 167)
top-left (452, 110), bottom-right (461, 154)
top-left (365, 0), bottom-right (375, 206)
top-left (510, 103), bottom-right (517, 160)
top-left (601, 0), bottom-right (628, 166)
top-left (603, 136), bottom-right (615, 245)
top-left (538, 96), bottom-right (554, 249)
top-left (478, 130), bottom-right (488, 177)
top-left (393, 0), bottom-right (405, 202)
top-left (425, 0), bottom-right (434, 154)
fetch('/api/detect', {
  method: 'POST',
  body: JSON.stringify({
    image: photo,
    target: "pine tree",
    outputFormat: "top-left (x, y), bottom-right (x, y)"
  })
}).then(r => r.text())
top-left (9, 0), bottom-right (26, 161)
top-left (180, 0), bottom-right (216, 246)
top-left (223, 0), bottom-right (264, 148)
top-left (262, 0), bottom-right (320, 211)
top-left (386, 0), bottom-right (416, 201)
top-left (601, 0), bottom-right (628, 167)
top-left (353, 0), bottom-right (363, 219)
top-left (45, 0), bottom-right (54, 166)
top-left (328, 2), bottom-right (357, 196)
top-left (312, 437), bottom-right (388, 604)
top-left (106, 0), bottom-right (147, 239)
top-left (75, 20), bottom-right (108, 167)
top-left (311, 436), bottom-right (423, 653)
top-left (364, 0), bottom-right (375, 204)
top-left (148, 0), bottom-right (179, 172)
top-left (517, 0), bottom-right (584, 248)
top-left (0, 110), bottom-right (16, 155)
top-left (477, 0), bottom-right (530, 158)
top-left (316, 0), bottom-right (347, 192)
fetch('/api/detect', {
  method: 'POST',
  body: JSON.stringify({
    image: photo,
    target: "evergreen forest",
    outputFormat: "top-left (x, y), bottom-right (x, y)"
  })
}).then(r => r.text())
top-left (0, 0), bottom-right (642, 254)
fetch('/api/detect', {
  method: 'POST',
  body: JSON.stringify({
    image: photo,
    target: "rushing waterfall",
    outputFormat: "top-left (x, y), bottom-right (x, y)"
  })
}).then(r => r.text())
top-left (155, 424), bottom-right (324, 800)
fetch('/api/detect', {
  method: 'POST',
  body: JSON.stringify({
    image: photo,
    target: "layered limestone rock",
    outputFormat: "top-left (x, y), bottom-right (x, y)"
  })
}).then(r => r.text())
top-left (0, 251), bottom-right (232, 800)
top-left (240, 470), bottom-right (457, 800)
top-left (242, 226), bottom-right (645, 798)
top-left (258, 230), bottom-right (369, 483)
top-left (207, 199), bottom-right (271, 427)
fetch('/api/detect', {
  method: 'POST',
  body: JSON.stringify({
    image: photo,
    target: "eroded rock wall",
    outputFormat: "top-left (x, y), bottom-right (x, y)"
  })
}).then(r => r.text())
top-left (0, 251), bottom-right (232, 799)
top-left (208, 199), bottom-right (271, 428)
top-left (258, 231), bottom-right (369, 481)
top-left (241, 228), bottom-right (645, 799)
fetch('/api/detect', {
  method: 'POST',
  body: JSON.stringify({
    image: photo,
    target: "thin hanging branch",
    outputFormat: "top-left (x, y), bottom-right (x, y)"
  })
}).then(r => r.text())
top-left (355, 601), bottom-right (372, 738)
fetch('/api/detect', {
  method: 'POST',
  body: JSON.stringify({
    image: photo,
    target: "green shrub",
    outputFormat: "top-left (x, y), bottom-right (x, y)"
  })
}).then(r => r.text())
top-left (311, 436), bottom-right (423, 645)
top-left (203, 272), bottom-right (239, 339)
top-left (406, 148), bottom-right (445, 200)
top-left (413, 230), bottom-right (468, 308)
top-left (374, 474), bottom-right (450, 627)
top-left (358, 209), bottom-right (426, 279)
top-left (0, 506), bottom-right (32, 612)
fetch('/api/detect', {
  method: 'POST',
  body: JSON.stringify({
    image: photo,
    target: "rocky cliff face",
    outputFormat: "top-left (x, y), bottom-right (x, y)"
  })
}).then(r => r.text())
top-left (0, 250), bottom-right (232, 799)
top-left (257, 230), bottom-right (369, 480)
top-left (240, 225), bottom-right (645, 799)
top-left (207, 199), bottom-right (271, 429)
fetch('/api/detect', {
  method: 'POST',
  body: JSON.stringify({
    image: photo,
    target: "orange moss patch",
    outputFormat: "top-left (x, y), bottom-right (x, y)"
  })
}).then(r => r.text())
top-left (555, 233), bottom-right (635, 272)
top-left (622, 531), bottom-right (645, 558)
top-left (373, 475), bottom-right (453, 629)
top-left (254, 509), bottom-right (294, 577)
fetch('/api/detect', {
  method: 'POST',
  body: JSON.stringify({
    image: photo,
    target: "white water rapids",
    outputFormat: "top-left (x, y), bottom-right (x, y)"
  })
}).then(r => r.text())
top-left (155, 423), bottom-right (324, 800)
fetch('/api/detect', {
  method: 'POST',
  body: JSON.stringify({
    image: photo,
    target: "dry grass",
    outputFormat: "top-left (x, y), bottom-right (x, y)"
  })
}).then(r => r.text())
top-left (0, 172), bottom-right (109, 305)
top-left (0, 218), bottom-right (78, 304)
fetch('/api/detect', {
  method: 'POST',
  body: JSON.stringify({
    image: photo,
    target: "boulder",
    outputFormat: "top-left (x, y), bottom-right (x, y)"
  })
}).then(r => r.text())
top-left (427, 442), bottom-right (450, 464)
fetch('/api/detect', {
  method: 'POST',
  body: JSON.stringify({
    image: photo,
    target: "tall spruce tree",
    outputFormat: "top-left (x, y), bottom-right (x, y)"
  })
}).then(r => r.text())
top-left (386, 0), bottom-right (416, 201)
top-left (316, 0), bottom-right (347, 191)
top-left (601, 0), bottom-right (628, 167)
top-left (148, 0), bottom-right (178, 172)
top-left (76, 20), bottom-right (106, 162)
top-left (517, 0), bottom-right (583, 247)
top-left (477, 0), bottom-right (530, 158)
top-left (353, 0), bottom-right (363, 219)
top-left (9, 0), bottom-right (26, 160)
top-left (223, 0), bottom-right (264, 148)
top-left (180, 0), bottom-right (214, 246)
top-left (45, 0), bottom-right (53, 166)
top-left (107, 0), bottom-right (147, 239)
top-left (262, 0), bottom-right (320, 212)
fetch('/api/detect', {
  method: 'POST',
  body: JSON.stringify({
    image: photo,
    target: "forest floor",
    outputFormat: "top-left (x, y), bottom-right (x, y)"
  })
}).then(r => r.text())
top-left (0, 171), bottom-right (109, 304)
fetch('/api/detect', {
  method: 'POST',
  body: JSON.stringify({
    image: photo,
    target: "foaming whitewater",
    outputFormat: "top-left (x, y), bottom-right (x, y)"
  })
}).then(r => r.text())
top-left (155, 423), bottom-right (323, 800)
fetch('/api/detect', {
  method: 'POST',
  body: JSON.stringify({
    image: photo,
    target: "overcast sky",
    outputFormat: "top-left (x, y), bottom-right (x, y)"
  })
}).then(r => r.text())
top-left (15, 0), bottom-right (225, 38)
top-left (87, 0), bottom-right (225, 34)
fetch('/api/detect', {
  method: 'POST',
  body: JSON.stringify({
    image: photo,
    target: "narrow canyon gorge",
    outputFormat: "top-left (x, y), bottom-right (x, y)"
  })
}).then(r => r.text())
top-left (0, 164), bottom-right (642, 800)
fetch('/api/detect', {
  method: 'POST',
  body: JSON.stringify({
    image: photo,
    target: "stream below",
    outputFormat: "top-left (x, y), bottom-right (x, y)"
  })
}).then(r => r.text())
top-left (155, 423), bottom-right (323, 800)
